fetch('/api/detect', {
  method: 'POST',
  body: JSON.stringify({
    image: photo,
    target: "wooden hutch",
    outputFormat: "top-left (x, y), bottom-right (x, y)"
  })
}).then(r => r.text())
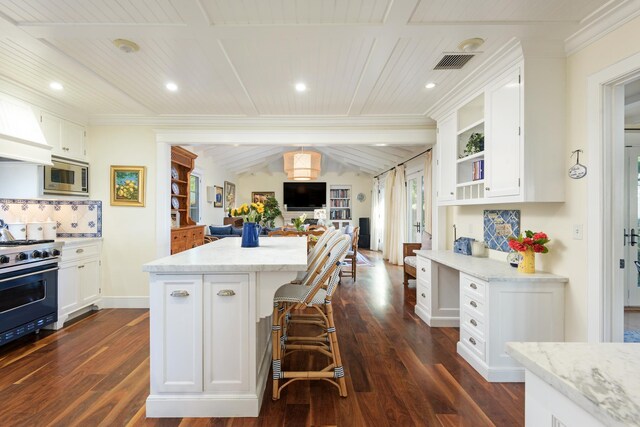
top-left (170, 146), bottom-right (205, 254)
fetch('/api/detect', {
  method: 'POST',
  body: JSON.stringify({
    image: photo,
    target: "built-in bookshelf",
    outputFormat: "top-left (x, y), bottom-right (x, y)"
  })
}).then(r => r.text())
top-left (329, 185), bottom-right (351, 229)
top-left (455, 93), bottom-right (485, 202)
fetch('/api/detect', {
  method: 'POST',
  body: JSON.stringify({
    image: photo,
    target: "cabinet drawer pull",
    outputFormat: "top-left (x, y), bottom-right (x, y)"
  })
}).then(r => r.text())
top-left (77, 265), bottom-right (85, 269)
top-left (421, 293), bottom-right (426, 298)
top-left (76, 248), bottom-right (84, 254)
top-left (470, 301), bottom-right (478, 308)
top-left (217, 289), bottom-right (236, 297)
top-left (470, 283), bottom-right (477, 290)
top-left (485, 187), bottom-right (490, 191)
top-left (421, 267), bottom-right (426, 272)
top-left (469, 337), bottom-right (477, 346)
top-left (470, 319), bottom-right (478, 327)
top-left (450, 192), bottom-right (454, 195)
top-left (170, 290), bottom-right (189, 297)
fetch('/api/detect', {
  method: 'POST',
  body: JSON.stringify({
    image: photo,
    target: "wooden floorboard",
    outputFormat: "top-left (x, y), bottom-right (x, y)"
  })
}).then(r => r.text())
top-left (0, 250), bottom-right (524, 426)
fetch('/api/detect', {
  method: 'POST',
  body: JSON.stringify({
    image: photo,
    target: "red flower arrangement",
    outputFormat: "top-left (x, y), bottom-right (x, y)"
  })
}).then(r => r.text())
top-left (508, 230), bottom-right (550, 253)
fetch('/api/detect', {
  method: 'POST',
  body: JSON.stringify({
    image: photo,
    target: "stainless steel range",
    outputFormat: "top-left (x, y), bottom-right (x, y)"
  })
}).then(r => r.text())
top-left (0, 239), bottom-right (63, 346)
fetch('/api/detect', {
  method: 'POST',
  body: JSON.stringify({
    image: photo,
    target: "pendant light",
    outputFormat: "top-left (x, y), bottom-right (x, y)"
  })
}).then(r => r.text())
top-left (283, 148), bottom-right (321, 181)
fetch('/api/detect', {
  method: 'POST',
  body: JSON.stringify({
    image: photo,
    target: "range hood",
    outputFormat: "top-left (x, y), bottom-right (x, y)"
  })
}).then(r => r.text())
top-left (0, 93), bottom-right (52, 165)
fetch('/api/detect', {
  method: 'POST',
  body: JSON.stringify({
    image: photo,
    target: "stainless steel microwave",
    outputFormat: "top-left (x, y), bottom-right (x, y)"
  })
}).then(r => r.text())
top-left (43, 157), bottom-right (89, 196)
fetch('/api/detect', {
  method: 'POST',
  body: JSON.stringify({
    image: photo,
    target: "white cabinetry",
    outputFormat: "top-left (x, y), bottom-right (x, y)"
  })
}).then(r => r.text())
top-left (54, 239), bottom-right (102, 329)
top-left (414, 256), bottom-right (459, 327)
top-left (436, 113), bottom-right (457, 203)
top-left (435, 53), bottom-right (565, 205)
top-left (457, 272), bottom-right (565, 382)
top-left (203, 274), bottom-right (250, 393)
top-left (39, 111), bottom-right (86, 160)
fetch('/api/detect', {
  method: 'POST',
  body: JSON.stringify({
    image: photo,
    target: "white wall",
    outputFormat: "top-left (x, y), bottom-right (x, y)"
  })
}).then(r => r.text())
top-left (235, 171), bottom-right (372, 227)
top-left (87, 126), bottom-right (157, 302)
top-left (193, 154), bottom-right (235, 226)
top-left (446, 15), bottom-right (640, 341)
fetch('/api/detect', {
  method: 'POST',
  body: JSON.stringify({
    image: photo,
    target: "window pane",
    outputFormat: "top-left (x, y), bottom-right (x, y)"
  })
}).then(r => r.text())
top-left (190, 175), bottom-right (199, 222)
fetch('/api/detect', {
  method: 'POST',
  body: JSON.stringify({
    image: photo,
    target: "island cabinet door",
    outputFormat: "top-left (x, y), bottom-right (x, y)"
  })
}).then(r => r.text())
top-left (203, 274), bottom-right (251, 393)
top-left (149, 275), bottom-right (203, 393)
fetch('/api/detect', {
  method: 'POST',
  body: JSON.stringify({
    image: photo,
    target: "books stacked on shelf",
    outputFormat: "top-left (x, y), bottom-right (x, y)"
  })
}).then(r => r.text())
top-left (330, 199), bottom-right (350, 208)
top-left (472, 160), bottom-right (484, 181)
top-left (330, 209), bottom-right (351, 220)
top-left (330, 189), bottom-right (350, 198)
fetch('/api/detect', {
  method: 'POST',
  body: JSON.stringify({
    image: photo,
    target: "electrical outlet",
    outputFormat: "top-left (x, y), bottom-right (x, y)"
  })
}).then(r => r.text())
top-left (573, 224), bottom-right (583, 240)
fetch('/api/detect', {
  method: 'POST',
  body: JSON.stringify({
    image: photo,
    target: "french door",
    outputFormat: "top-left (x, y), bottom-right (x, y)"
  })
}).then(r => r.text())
top-left (625, 146), bottom-right (640, 306)
top-left (406, 171), bottom-right (424, 243)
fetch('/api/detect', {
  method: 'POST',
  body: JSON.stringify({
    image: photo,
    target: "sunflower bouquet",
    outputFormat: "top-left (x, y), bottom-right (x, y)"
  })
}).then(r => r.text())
top-left (229, 202), bottom-right (264, 223)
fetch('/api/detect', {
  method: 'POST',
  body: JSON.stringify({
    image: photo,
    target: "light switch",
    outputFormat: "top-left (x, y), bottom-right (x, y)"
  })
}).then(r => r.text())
top-left (573, 224), bottom-right (583, 240)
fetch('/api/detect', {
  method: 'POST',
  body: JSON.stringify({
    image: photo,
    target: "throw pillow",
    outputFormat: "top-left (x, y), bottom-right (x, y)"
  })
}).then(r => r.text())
top-left (209, 225), bottom-right (232, 235)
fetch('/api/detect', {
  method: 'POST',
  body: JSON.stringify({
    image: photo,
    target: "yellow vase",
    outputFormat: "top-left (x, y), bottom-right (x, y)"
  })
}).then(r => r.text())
top-left (518, 249), bottom-right (535, 273)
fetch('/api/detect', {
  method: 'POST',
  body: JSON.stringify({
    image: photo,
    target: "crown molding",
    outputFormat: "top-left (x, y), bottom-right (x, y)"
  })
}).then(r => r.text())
top-left (88, 114), bottom-right (435, 128)
top-left (565, 0), bottom-right (640, 56)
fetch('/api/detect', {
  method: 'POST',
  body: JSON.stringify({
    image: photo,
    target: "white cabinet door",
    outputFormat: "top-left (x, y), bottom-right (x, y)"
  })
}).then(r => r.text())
top-left (203, 274), bottom-right (250, 393)
top-left (61, 120), bottom-right (85, 159)
top-left (485, 68), bottom-right (521, 198)
top-left (150, 275), bottom-right (203, 393)
top-left (437, 113), bottom-right (457, 202)
top-left (78, 259), bottom-right (100, 305)
top-left (40, 112), bottom-right (61, 153)
top-left (58, 263), bottom-right (79, 315)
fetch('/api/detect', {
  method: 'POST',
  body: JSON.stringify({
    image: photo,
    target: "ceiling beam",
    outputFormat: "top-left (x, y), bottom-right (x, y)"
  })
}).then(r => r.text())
top-left (235, 152), bottom-right (286, 175)
top-left (318, 147), bottom-right (390, 170)
top-left (224, 146), bottom-right (285, 170)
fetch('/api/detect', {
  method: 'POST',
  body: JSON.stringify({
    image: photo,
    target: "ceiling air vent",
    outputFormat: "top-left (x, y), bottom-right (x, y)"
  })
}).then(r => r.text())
top-left (433, 53), bottom-right (476, 70)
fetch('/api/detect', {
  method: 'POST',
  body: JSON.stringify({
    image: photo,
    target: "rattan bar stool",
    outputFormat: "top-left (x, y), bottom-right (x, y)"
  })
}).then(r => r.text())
top-left (290, 229), bottom-right (341, 285)
top-left (271, 235), bottom-right (350, 400)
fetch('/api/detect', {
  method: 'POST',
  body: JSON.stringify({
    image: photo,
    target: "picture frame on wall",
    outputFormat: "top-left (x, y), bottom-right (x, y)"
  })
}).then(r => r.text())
top-left (251, 191), bottom-right (275, 204)
top-left (214, 185), bottom-right (224, 208)
top-left (110, 165), bottom-right (146, 207)
top-left (224, 181), bottom-right (236, 211)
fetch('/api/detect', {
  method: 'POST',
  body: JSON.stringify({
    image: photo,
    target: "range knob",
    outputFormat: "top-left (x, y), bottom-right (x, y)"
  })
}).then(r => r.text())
top-left (31, 250), bottom-right (42, 258)
top-left (0, 255), bottom-right (9, 264)
top-left (51, 249), bottom-right (61, 256)
top-left (16, 252), bottom-right (28, 261)
top-left (41, 251), bottom-right (50, 258)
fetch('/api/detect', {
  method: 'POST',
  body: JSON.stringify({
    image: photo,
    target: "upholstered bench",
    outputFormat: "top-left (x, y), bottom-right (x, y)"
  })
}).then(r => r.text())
top-left (402, 232), bottom-right (432, 286)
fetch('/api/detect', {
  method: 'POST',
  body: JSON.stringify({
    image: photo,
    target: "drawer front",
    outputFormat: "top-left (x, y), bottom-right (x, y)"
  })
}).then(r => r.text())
top-left (462, 292), bottom-right (485, 318)
top-left (61, 243), bottom-right (100, 262)
top-left (460, 326), bottom-right (486, 361)
top-left (416, 280), bottom-right (431, 311)
top-left (460, 273), bottom-right (486, 301)
top-left (416, 256), bottom-right (431, 281)
top-left (461, 308), bottom-right (485, 339)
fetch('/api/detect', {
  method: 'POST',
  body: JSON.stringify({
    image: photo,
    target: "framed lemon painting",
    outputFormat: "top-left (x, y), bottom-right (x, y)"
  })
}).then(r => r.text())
top-left (110, 166), bottom-right (146, 207)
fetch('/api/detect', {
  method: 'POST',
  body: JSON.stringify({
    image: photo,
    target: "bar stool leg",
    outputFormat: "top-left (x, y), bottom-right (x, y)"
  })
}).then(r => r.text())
top-left (271, 303), bottom-right (283, 400)
top-left (325, 300), bottom-right (347, 397)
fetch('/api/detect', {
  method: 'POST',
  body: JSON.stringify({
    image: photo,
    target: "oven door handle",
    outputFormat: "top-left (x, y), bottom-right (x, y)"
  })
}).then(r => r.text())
top-left (0, 267), bottom-right (59, 283)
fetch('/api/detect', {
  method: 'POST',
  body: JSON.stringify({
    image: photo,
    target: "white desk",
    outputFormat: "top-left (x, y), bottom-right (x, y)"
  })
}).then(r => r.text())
top-left (143, 237), bottom-right (307, 418)
top-left (415, 250), bottom-right (567, 382)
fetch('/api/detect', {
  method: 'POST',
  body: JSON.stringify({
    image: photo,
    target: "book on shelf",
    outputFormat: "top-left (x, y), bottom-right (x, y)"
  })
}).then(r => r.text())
top-left (472, 160), bottom-right (484, 181)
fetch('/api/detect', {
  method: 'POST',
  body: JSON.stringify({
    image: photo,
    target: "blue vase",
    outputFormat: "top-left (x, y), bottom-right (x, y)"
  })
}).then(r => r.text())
top-left (241, 222), bottom-right (261, 247)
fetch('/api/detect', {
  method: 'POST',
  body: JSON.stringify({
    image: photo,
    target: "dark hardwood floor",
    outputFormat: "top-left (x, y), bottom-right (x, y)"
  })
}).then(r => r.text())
top-left (0, 250), bottom-right (523, 427)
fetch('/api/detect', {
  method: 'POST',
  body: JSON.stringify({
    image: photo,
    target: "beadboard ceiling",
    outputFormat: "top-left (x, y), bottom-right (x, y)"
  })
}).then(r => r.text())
top-left (0, 0), bottom-right (620, 119)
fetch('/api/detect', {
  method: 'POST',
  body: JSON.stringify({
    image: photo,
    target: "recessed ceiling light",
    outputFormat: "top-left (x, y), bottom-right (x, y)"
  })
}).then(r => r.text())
top-left (165, 82), bottom-right (178, 92)
top-left (457, 38), bottom-right (484, 52)
top-left (49, 82), bottom-right (64, 91)
top-left (425, 82), bottom-right (436, 89)
top-left (113, 38), bottom-right (140, 53)
top-left (295, 82), bottom-right (307, 92)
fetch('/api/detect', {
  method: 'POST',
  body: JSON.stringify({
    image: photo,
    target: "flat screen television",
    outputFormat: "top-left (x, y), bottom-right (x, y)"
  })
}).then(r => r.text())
top-left (283, 182), bottom-right (326, 211)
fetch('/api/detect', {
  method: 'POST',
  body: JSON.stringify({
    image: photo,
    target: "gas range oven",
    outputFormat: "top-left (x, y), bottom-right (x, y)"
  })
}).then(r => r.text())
top-left (0, 240), bottom-right (63, 346)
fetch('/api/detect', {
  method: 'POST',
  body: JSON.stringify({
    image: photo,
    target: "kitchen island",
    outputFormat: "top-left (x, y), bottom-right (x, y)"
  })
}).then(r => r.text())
top-left (507, 342), bottom-right (640, 427)
top-left (143, 236), bottom-right (307, 418)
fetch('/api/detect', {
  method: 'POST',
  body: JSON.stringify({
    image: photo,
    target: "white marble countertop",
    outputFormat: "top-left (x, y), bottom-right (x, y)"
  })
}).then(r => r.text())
top-left (143, 236), bottom-right (308, 273)
top-left (507, 342), bottom-right (640, 427)
top-left (415, 250), bottom-right (568, 282)
top-left (56, 237), bottom-right (103, 247)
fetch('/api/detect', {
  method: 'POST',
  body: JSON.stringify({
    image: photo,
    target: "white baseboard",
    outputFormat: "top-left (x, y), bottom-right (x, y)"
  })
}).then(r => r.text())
top-left (100, 296), bottom-right (149, 309)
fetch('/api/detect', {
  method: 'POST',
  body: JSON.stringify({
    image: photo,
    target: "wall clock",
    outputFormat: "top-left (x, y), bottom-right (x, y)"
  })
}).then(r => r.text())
top-left (357, 192), bottom-right (366, 202)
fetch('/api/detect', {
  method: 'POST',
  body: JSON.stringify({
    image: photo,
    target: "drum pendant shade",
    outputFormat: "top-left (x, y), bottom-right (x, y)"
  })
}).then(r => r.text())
top-left (283, 149), bottom-right (321, 181)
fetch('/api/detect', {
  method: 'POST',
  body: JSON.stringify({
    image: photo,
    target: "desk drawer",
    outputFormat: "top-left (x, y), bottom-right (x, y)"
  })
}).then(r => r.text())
top-left (416, 256), bottom-right (431, 281)
top-left (416, 280), bottom-right (431, 312)
top-left (460, 326), bottom-right (486, 361)
top-left (461, 308), bottom-right (485, 339)
top-left (460, 273), bottom-right (486, 301)
top-left (462, 292), bottom-right (485, 318)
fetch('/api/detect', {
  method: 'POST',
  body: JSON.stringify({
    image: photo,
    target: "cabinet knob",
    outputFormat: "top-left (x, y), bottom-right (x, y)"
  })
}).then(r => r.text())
top-left (170, 290), bottom-right (190, 297)
top-left (470, 283), bottom-right (477, 290)
top-left (469, 337), bottom-right (477, 346)
top-left (485, 187), bottom-right (490, 191)
top-left (450, 192), bottom-right (454, 195)
top-left (470, 319), bottom-right (478, 327)
top-left (470, 301), bottom-right (478, 308)
top-left (217, 289), bottom-right (236, 297)
top-left (421, 267), bottom-right (426, 272)
top-left (421, 293), bottom-right (426, 298)
top-left (76, 248), bottom-right (84, 254)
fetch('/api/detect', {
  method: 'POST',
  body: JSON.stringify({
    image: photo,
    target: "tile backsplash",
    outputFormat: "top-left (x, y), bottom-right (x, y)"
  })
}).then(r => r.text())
top-left (0, 199), bottom-right (102, 238)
